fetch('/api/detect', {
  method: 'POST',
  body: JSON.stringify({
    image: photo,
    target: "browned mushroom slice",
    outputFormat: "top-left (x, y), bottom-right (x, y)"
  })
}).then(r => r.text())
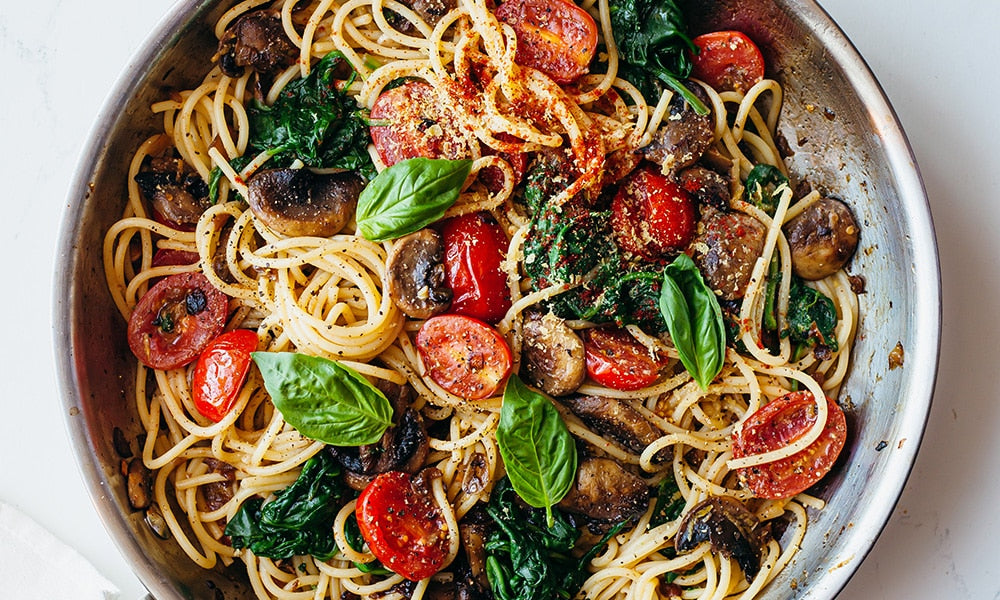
top-left (388, 0), bottom-right (458, 34)
top-left (562, 396), bottom-right (665, 458)
top-left (784, 197), bottom-right (860, 280)
top-left (675, 495), bottom-right (769, 579)
top-left (557, 457), bottom-right (649, 522)
top-left (134, 155), bottom-right (210, 228)
top-left (675, 165), bottom-right (731, 212)
top-left (247, 168), bottom-right (362, 237)
top-left (691, 209), bottom-right (767, 301)
top-left (459, 521), bottom-right (489, 590)
top-left (522, 311), bottom-right (586, 397)
top-left (386, 229), bottom-right (452, 319)
top-left (215, 10), bottom-right (298, 78)
top-left (123, 457), bottom-right (152, 510)
top-left (642, 85), bottom-right (713, 174)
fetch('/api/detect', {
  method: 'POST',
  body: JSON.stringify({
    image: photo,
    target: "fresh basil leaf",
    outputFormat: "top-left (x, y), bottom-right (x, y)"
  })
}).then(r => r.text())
top-left (226, 452), bottom-right (349, 560)
top-left (745, 164), bottom-right (788, 216)
top-left (252, 352), bottom-right (393, 446)
top-left (496, 375), bottom-right (577, 527)
top-left (659, 254), bottom-right (726, 389)
top-left (355, 157), bottom-right (472, 241)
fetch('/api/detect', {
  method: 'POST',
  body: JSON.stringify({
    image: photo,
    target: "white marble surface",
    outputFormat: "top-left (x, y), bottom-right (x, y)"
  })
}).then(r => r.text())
top-left (1, 0), bottom-right (997, 598)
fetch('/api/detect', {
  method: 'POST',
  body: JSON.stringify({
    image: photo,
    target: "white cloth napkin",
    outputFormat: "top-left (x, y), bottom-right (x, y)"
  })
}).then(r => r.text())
top-left (0, 501), bottom-right (120, 600)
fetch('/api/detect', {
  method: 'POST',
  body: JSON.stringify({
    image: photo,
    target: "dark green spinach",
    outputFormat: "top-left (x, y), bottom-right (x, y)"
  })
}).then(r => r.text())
top-left (248, 52), bottom-right (375, 179)
top-left (659, 254), bottom-right (726, 389)
top-left (343, 513), bottom-right (393, 575)
top-left (649, 473), bottom-right (685, 528)
top-left (496, 375), bottom-right (577, 527)
top-left (608, 0), bottom-right (707, 114)
top-left (785, 277), bottom-right (839, 352)
top-left (745, 164), bottom-right (788, 216)
top-left (355, 157), bottom-right (472, 241)
top-left (485, 479), bottom-right (626, 600)
top-left (226, 452), bottom-right (348, 560)
top-left (252, 352), bottom-right (393, 446)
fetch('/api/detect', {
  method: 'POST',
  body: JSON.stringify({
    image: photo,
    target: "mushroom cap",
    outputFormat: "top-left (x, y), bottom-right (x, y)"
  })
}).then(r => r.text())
top-left (785, 197), bottom-right (860, 280)
top-left (247, 168), bottom-right (362, 238)
top-left (385, 229), bottom-right (452, 319)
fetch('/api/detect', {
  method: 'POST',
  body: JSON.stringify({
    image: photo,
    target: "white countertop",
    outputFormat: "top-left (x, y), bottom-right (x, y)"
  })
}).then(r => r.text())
top-left (2, 0), bottom-right (997, 598)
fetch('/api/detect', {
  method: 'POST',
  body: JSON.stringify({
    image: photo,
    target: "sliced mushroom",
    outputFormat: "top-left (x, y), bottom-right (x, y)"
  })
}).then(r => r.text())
top-left (675, 495), bottom-right (769, 579)
top-left (134, 154), bottom-right (209, 228)
top-left (387, 0), bottom-right (458, 34)
top-left (459, 521), bottom-right (490, 590)
top-left (557, 457), bottom-right (649, 522)
top-left (642, 85), bottom-right (713, 174)
top-left (201, 458), bottom-right (237, 513)
top-left (328, 381), bottom-right (430, 491)
top-left (522, 311), bottom-right (586, 397)
top-left (562, 396), bottom-right (666, 459)
top-left (123, 457), bottom-right (152, 510)
top-left (214, 10), bottom-right (297, 78)
top-left (461, 452), bottom-right (490, 495)
top-left (386, 229), bottom-right (452, 319)
top-left (676, 165), bottom-right (731, 212)
top-left (691, 208), bottom-right (767, 300)
top-left (784, 197), bottom-right (860, 280)
top-left (247, 168), bottom-right (362, 238)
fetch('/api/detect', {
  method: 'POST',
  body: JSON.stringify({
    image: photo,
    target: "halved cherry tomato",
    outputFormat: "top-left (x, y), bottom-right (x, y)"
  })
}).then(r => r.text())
top-left (583, 327), bottom-right (664, 391)
top-left (369, 81), bottom-right (470, 167)
top-left (611, 166), bottom-right (696, 260)
top-left (191, 329), bottom-right (258, 422)
top-left (690, 31), bottom-right (765, 94)
top-left (151, 248), bottom-right (200, 268)
top-left (439, 211), bottom-right (512, 324)
top-left (127, 272), bottom-right (229, 370)
top-left (732, 391), bottom-right (847, 499)
top-left (495, 0), bottom-right (598, 84)
top-left (416, 314), bottom-right (512, 399)
top-left (356, 470), bottom-right (450, 581)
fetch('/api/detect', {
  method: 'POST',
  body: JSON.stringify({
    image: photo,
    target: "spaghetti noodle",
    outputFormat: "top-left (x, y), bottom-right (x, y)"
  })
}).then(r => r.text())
top-left (103, 0), bottom-right (861, 598)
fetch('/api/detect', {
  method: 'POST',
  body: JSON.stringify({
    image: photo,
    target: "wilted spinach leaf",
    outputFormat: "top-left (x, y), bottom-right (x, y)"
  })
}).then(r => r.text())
top-left (225, 452), bottom-right (349, 560)
top-left (745, 164), bottom-right (788, 216)
top-left (484, 479), bottom-right (626, 600)
top-left (608, 0), bottom-right (707, 114)
top-left (248, 51), bottom-right (375, 179)
top-left (785, 277), bottom-right (839, 352)
top-left (649, 473), bottom-right (685, 528)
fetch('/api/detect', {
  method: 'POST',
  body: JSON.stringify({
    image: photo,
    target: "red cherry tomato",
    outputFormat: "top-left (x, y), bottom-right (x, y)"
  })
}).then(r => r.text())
top-left (611, 166), bottom-right (696, 260)
top-left (369, 81), bottom-right (470, 167)
top-left (356, 470), bottom-right (451, 581)
top-left (732, 391), bottom-right (847, 499)
top-left (439, 212), bottom-right (512, 324)
top-left (127, 272), bottom-right (229, 370)
top-left (478, 133), bottom-right (528, 194)
top-left (416, 314), bottom-right (512, 399)
top-left (690, 31), bottom-right (765, 94)
top-left (495, 0), bottom-right (598, 84)
top-left (583, 327), bottom-right (664, 391)
top-left (151, 248), bottom-right (200, 268)
top-left (191, 329), bottom-right (258, 422)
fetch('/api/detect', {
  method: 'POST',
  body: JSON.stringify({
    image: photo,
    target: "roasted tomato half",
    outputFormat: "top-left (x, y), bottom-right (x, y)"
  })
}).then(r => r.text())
top-left (192, 329), bottom-right (258, 422)
top-left (690, 31), bottom-right (765, 94)
top-left (356, 470), bottom-right (451, 581)
top-left (583, 327), bottom-right (664, 391)
top-left (439, 211), bottom-right (512, 325)
top-left (611, 166), bottom-right (696, 260)
top-left (127, 272), bottom-right (229, 370)
top-left (732, 391), bottom-right (847, 499)
top-left (495, 0), bottom-right (598, 84)
top-left (416, 314), bottom-right (512, 399)
top-left (369, 80), bottom-right (470, 167)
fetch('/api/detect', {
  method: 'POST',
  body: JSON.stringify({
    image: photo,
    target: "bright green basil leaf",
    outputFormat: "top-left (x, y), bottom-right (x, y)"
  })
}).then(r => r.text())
top-left (225, 452), bottom-right (349, 559)
top-left (659, 254), bottom-right (726, 389)
top-left (252, 352), bottom-right (393, 445)
top-left (496, 375), bottom-right (577, 527)
top-left (356, 157), bottom-right (472, 241)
